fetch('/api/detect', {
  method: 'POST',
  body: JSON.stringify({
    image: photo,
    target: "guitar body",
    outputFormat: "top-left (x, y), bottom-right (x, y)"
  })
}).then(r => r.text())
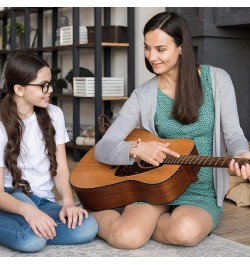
top-left (70, 129), bottom-right (200, 211)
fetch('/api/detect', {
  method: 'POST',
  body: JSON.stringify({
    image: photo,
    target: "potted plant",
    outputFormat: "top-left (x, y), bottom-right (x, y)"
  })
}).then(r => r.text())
top-left (65, 67), bottom-right (94, 86)
top-left (54, 78), bottom-right (68, 93)
top-left (51, 67), bottom-right (68, 93)
top-left (5, 22), bottom-right (25, 49)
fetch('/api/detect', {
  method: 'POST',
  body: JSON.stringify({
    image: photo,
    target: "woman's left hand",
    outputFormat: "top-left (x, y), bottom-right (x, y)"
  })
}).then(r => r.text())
top-left (59, 205), bottom-right (89, 229)
top-left (229, 152), bottom-right (250, 180)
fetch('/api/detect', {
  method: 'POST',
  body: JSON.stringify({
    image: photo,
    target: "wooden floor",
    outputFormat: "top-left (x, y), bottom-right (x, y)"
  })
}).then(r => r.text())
top-left (213, 199), bottom-right (250, 246)
top-left (67, 153), bottom-right (250, 247)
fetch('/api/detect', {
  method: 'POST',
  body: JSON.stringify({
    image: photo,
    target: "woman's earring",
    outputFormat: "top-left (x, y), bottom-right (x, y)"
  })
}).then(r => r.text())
top-left (180, 50), bottom-right (182, 55)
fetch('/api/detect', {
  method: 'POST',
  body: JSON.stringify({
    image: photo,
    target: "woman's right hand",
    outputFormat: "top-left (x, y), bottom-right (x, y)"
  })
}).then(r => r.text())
top-left (23, 204), bottom-right (57, 240)
top-left (132, 140), bottom-right (180, 166)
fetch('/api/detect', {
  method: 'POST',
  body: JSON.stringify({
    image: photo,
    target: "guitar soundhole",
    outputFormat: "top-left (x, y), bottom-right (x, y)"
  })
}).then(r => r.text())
top-left (115, 160), bottom-right (164, 177)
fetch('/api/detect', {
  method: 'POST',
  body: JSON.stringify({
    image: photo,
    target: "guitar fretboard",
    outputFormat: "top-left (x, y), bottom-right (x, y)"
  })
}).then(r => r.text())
top-left (164, 155), bottom-right (250, 168)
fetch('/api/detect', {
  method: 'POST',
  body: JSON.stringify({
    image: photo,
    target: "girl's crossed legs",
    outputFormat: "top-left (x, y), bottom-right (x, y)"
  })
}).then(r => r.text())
top-left (0, 188), bottom-right (98, 252)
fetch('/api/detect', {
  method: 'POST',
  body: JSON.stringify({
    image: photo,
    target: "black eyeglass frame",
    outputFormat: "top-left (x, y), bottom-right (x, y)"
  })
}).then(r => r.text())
top-left (26, 81), bottom-right (52, 94)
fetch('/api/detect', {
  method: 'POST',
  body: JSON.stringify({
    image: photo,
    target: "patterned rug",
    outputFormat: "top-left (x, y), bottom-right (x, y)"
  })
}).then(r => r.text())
top-left (0, 234), bottom-right (250, 257)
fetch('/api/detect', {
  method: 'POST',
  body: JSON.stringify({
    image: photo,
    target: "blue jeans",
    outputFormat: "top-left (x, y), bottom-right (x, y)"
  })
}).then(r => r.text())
top-left (0, 188), bottom-right (98, 252)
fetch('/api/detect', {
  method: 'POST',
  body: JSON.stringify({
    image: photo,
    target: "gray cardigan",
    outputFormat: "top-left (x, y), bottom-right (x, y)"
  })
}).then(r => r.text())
top-left (95, 66), bottom-right (249, 206)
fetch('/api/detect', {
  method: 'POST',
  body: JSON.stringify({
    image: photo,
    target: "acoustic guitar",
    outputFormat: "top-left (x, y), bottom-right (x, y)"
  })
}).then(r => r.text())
top-left (70, 129), bottom-right (249, 211)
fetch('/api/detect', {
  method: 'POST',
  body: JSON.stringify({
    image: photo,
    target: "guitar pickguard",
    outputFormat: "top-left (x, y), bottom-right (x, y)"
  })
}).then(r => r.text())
top-left (115, 161), bottom-right (164, 177)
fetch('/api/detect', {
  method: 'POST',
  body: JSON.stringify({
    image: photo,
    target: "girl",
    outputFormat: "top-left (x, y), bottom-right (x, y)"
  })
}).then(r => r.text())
top-left (0, 52), bottom-right (98, 252)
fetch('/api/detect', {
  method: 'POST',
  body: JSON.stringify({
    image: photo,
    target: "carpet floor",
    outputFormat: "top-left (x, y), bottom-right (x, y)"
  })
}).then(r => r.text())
top-left (1, 234), bottom-right (250, 257)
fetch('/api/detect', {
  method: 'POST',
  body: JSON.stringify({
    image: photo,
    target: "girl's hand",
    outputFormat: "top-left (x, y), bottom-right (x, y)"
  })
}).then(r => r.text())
top-left (24, 206), bottom-right (57, 240)
top-left (134, 141), bottom-right (180, 167)
top-left (229, 153), bottom-right (250, 180)
top-left (59, 205), bottom-right (88, 229)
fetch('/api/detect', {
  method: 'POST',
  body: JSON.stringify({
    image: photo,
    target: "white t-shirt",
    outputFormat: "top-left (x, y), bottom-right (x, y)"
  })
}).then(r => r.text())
top-left (0, 104), bottom-right (70, 201)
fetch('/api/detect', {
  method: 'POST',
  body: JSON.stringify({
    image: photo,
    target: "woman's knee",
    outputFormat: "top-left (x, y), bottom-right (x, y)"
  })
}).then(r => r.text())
top-left (107, 224), bottom-right (147, 249)
top-left (172, 225), bottom-right (202, 246)
top-left (165, 219), bottom-right (207, 246)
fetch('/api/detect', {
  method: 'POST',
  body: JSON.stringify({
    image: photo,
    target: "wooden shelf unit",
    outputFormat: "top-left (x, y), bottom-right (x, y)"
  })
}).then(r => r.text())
top-left (0, 7), bottom-right (135, 162)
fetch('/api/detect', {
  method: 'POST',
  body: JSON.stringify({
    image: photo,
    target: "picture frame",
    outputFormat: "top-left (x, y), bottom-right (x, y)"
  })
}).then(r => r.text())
top-left (30, 29), bottom-right (38, 48)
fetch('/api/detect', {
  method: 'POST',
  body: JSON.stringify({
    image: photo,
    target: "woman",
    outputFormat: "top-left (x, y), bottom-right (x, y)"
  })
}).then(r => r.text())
top-left (0, 52), bottom-right (98, 252)
top-left (93, 11), bottom-right (250, 249)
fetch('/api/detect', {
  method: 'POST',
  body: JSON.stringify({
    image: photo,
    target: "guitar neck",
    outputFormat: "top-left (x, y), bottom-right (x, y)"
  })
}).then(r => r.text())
top-left (164, 155), bottom-right (250, 168)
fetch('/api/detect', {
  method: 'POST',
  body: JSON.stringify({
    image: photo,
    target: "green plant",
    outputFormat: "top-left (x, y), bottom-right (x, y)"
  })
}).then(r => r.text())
top-left (55, 78), bottom-right (68, 89)
top-left (5, 22), bottom-right (25, 36)
top-left (65, 67), bottom-right (94, 85)
top-left (51, 67), bottom-right (62, 78)
top-left (51, 67), bottom-right (68, 92)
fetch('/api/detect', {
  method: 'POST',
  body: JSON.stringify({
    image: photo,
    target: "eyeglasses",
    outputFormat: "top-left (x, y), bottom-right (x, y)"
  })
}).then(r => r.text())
top-left (26, 81), bottom-right (52, 94)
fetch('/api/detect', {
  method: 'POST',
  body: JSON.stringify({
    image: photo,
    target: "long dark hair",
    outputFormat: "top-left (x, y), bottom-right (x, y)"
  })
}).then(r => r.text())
top-left (0, 52), bottom-right (57, 195)
top-left (144, 12), bottom-right (203, 124)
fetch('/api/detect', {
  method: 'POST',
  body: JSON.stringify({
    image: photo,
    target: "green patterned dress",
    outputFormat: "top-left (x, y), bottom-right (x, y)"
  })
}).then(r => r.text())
top-left (154, 65), bottom-right (223, 230)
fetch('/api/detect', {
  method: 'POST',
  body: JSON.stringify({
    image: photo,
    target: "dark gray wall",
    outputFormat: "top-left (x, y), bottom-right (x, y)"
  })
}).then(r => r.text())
top-left (167, 7), bottom-right (250, 140)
